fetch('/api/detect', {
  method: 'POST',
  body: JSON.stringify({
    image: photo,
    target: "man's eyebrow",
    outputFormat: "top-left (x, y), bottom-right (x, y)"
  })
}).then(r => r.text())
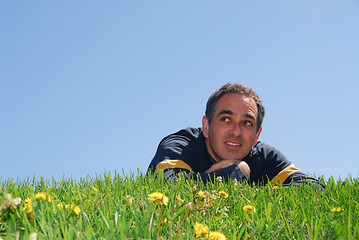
top-left (244, 113), bottom-right (256, 121)
top-left (217, 110), bottom-right (233, 117)
top-left (217, 110), bottom-right (256, 121)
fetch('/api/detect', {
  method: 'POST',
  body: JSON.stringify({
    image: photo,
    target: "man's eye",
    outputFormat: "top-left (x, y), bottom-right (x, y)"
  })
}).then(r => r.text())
top-left (244, 121), bottom-right (253, 126)
top-left (221, 117), bottom-right (230, 122)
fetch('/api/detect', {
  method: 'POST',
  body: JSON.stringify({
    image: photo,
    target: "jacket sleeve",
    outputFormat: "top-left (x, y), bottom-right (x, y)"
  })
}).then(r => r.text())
top-left (249, 142), bottom-right (325, 191)
top-left (147, 128), bottom-right (248, 183)
top-left (156, 164), bottom-right (247, 184)
top-left (282, 171), bottom-right (325, 191)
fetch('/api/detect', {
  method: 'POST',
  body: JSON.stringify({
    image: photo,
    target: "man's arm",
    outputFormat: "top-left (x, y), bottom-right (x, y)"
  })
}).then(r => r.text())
top-left (281, 171), bottom-right (325, 191)
top-left (152, 163), bottom-right (248, 183)
top-left (147, 127), bottom-right (249, 183)
top-left (248, 142), bottom-right (325, 191)
top-left (147, 156), bottom-right (249, 183)
top-left (205, 159), bottom-right (250, 178)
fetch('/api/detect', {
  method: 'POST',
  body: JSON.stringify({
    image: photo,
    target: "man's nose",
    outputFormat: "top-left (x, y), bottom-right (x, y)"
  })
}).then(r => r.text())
top-left (230, 124), bottom-right (242, 136)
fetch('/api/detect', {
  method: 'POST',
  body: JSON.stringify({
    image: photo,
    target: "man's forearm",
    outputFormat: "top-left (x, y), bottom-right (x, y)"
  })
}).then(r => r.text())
top-left (162, 164), bottom-right (248, 183)
top-left (282, 172), bottom-right (325, 191)
top-left (192, 164), bottom-right (248, 182)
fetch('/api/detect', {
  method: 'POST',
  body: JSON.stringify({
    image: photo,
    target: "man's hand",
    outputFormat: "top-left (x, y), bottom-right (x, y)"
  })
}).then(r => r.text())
top-left (205, 160), bottom-right (250, 179)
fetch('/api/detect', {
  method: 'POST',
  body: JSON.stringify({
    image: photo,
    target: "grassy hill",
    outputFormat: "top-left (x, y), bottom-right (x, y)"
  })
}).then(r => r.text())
top-left (1, 172), bottom-right (358, 239)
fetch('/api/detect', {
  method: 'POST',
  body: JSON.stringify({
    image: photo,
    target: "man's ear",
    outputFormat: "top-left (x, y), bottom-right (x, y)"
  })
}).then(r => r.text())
top-left (253, 126), bottom-right (262, 145)
top-left (202, 116), bottom-right (209, 138)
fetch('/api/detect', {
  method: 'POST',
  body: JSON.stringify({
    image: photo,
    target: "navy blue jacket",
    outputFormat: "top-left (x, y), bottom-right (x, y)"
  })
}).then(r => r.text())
top-left (147, 127), bottom-right (324, 190)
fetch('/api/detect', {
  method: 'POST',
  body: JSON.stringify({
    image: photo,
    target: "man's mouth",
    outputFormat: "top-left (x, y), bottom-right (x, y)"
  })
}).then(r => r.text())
top-left (225, 141), bottom-right (241, 146)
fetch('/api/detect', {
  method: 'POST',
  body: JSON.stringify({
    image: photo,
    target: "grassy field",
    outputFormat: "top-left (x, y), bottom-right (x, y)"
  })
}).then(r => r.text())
top-left (1, 172), bottom-right (358, 239)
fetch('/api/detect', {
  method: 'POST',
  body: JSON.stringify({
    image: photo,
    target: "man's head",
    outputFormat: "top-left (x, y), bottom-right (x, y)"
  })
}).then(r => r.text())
top-left (202, 83), bottom-right (265, 162)
top-left (205, 83), bottom-right (265, 132)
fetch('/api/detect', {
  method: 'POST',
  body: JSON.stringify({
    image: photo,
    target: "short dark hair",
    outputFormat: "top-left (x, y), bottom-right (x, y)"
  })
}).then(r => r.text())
top-left (205, 83), bottom-right (265, 132)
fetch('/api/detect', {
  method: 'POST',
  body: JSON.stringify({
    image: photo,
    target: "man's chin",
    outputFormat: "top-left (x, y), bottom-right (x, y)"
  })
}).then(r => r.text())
top-left (220, 156), bottom-right (243, 162)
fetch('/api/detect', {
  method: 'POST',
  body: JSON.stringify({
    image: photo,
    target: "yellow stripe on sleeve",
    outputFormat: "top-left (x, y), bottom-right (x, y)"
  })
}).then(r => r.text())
top-left (270, 164), bottom-right (300, 185)
top-left (154, 159), bottom-right (194, 175)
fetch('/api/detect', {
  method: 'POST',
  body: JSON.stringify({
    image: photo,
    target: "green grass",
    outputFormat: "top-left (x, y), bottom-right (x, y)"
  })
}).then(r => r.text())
top-left (1, 171), bottom-right (358, 239)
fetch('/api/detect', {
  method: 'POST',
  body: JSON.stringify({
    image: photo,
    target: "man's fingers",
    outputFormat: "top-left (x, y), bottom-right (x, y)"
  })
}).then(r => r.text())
top-left (205, 160), bottom-right (238, 173)
top-left (205, 166), bottom-right (216, 173)
top-left (237, 161), bottom-right (250, 179)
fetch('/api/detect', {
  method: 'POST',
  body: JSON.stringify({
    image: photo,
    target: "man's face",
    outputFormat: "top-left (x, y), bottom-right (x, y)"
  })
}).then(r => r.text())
top-left (202, 93), bottom-right (262, 162)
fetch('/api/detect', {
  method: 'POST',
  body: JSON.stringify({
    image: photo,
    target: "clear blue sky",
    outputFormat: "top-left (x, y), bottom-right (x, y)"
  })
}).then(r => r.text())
top-left (1, 1), bottom-right (358, 182)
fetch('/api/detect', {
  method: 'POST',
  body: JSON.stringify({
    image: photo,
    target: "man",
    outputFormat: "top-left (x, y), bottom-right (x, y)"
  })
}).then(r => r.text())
top-left (147, 83), bottom-right (324, 190)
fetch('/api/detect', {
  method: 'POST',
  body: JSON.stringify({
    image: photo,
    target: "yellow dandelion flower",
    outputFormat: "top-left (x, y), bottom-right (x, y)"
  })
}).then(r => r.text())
top-left (23, 198), bottom-right (33, 218)
top-left (73, 205), bottom-right (81, 215)
top-left (243, 204), bottom-right (256, 214)
top-left (61, 203), bottom-right (81, 215)
top-left (218, 191), bottom-right (229, 199)
top-left (35, 192), bottom-right (51, 202)
top-left (148, 192), bottom-right (169, 206)
top-left (63, 204), bottom-right (71, 210)
top-left (331, 207), bottom-right (343, 213)
top-left (176, 197), bottom-right (185, 206)
top-left (68, 204), bottom-right (77, 211)
top-left (198, 190), bottom-right (208, 199)
top-left (23, 198), bottom-right (32, 212)
top-left (124, 195), bottom-right (133, 205)
top-left (208, 231), bottom-right (226, 240)
top-left (194, 222), bottom-right (209, 238)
